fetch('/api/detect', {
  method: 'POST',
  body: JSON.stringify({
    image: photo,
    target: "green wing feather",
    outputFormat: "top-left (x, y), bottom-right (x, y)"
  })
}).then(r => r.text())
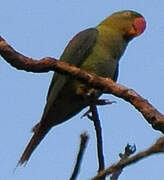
top-left (47, 28), bottom-right (98, 102)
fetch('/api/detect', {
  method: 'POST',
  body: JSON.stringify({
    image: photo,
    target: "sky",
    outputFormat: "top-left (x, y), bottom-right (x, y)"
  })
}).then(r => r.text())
top-left (0, 0), bottom-right (164, 180)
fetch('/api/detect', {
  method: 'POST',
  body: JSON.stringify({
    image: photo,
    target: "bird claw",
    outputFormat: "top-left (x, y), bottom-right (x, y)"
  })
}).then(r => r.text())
top-left (81, 98), bottom-right (116, 119)
top-left (93, 99), bottom-right (116, 106)
top-left (81, 109), bottom-right (92, 119)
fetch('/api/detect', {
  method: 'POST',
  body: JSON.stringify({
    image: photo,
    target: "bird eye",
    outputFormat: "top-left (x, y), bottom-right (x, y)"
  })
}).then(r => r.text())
top-left (123, 12), bottom-right (131, 17)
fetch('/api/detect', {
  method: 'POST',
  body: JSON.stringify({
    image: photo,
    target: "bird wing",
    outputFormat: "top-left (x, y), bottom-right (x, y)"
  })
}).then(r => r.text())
top-left (18, 28), bottom-right (98, 165)
top-left (113, 63), bottom-right (119, 81)
top-left (46, 28), bottom-right (98, 103)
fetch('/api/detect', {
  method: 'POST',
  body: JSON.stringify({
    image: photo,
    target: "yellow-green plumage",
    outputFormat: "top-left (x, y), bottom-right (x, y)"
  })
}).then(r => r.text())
top-left (19, 10), bottom-right (146, 165)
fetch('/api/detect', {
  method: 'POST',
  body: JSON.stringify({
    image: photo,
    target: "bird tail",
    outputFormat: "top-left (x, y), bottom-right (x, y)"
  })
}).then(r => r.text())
top-left (18, 123), bottom-right (51, 165)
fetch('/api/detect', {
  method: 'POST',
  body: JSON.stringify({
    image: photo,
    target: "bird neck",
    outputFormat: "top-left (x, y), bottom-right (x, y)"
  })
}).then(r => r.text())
top-left (97, 25), bottom-right (128, 60)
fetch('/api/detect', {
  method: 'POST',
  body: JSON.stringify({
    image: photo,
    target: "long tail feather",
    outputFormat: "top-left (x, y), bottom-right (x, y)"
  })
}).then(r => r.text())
top-left (18, 123), bottom-right (51, 165)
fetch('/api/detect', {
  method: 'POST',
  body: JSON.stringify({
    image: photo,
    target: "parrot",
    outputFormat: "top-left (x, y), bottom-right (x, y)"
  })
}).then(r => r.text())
top-left (18, 10), bottom-right (146, 165)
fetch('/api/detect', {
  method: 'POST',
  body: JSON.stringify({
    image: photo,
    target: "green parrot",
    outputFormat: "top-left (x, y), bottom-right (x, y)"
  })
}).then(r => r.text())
top-left (19, 10), bottom-right (146, 165)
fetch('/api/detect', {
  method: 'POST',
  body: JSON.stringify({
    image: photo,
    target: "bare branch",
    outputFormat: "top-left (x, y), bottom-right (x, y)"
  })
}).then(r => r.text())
top-left (88, 105), bottom-right (105, 178)
top-left (91, 137), bottom-right (164, 180)
top-left (1, 36), bottom-right (164, 133)
top-left (70, 132), bottom-right (89, 180)
top-left (110, 144), bottom-right (136, 180)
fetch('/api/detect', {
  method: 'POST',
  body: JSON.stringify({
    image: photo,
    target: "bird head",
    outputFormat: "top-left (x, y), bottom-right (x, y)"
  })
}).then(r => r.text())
top-left (99, 10), bottom-right (146, 41)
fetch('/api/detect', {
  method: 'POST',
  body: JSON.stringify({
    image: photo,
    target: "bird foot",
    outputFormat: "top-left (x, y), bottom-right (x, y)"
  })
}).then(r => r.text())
top-left (81, 98), bottom-right (116, 119)
top-left (81, 108), bottom-right (92, 119)
top-left (92, 99), bottom-right (116, 106)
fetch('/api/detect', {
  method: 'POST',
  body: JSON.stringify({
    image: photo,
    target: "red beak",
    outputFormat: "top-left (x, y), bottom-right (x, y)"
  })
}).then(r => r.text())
top-left (133, 17), bottom-right (146, 36)
top-left (128, 17), bottom-right (146, 37)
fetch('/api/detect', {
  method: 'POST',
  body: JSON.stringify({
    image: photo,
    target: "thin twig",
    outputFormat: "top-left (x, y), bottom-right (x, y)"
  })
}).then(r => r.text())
top-left (70, 132), bottom-right (89, 180)
top-left (91, 105), bottom-right (105, 172)
top-left (91, 137), bottom-right (164, 180)
top-left (87, 104), bottom-right (105, 180)
top-left (110, 144), bottom-right (136, 180)
top-left (1, 36), bottom-right (164, 133)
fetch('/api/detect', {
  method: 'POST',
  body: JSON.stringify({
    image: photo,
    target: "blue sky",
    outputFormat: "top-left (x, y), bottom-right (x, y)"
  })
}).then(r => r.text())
top-left (0, 0), bottom-right (164, 180)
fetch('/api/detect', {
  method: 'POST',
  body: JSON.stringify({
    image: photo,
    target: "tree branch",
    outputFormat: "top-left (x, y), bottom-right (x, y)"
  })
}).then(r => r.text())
top-left (110, 144), bottom-right (136, 180)
top-left (70, 132), bottom-right (89, 180)
top-left (1, 36), bottom-right (164, 133)
top-left (91, 136), bottom-right (164, 180)
top-left (88, 105), bottom-right (105, 177)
